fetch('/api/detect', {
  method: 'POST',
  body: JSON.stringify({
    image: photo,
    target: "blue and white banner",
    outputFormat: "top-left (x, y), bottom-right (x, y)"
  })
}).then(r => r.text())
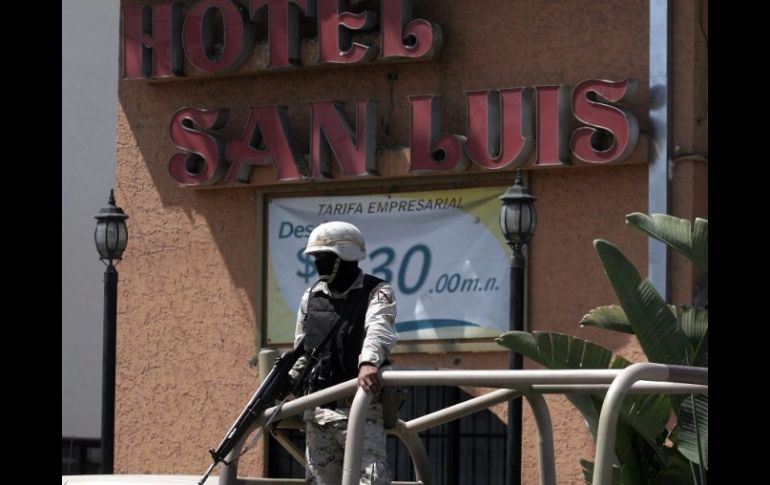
top-left (265, 187), bottom-right (511, 344)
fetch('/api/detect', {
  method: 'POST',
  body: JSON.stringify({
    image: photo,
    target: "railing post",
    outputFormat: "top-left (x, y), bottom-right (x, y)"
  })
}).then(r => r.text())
top-left (387, 422), bottom-right (433, 485)
top-left (592, 363), bottom-right (669, 485)
top-left (525, 394), bottom-right (556, 485)
top-left (342, 387), bottom-right (374, 485)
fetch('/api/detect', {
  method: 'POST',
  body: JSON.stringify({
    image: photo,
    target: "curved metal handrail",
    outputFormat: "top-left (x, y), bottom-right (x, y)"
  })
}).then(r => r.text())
top-left (219, 365), bottom-right (708, 485)
top-left (591, 363), bottom-right (708, 485)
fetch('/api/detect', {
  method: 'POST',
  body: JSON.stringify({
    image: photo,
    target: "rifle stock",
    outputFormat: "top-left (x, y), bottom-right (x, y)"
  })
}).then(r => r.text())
top-left (199, 338), bottom-right (306, 484)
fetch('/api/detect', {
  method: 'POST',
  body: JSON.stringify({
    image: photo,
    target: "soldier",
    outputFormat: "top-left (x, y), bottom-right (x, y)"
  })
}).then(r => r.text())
top-left (288, 221), bottom-right (398, 484)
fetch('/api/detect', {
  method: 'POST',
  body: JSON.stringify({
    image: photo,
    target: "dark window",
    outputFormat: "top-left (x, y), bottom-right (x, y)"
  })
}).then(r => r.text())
top-left (62, 438), bottom-right (101, 474)
top-left (268, 386), bottom-right (506, 484)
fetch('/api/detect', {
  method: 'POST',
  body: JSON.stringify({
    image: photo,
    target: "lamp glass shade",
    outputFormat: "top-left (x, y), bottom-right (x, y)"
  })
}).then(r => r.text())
top-left (95, 218), bottom-right (128, 261)
top-left (499, 201), bottom-right (537, 244)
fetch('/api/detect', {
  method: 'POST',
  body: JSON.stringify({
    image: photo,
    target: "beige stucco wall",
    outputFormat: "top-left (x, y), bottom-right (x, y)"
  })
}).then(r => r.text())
top-left (114, 0), bottom-right (707, 483)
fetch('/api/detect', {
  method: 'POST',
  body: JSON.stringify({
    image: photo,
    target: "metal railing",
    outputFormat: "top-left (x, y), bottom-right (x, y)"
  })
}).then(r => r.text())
top-left (218, 363), bottom-right (707, 485)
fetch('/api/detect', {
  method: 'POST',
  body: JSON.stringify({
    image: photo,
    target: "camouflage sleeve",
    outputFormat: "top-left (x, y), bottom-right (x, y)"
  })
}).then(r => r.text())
top-left (288, 290), bottom-right (310, 383)
top-left (358, 281), bottom-right (398, 368)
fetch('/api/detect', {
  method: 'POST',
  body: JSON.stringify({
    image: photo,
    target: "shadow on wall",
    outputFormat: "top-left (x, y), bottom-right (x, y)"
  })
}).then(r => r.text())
top-left (116, 58), bottom-right (445, 347)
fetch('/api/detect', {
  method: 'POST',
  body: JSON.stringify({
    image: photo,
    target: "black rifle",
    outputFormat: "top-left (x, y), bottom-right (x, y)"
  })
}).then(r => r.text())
top-left (197, 337), bottom-right (307, 485)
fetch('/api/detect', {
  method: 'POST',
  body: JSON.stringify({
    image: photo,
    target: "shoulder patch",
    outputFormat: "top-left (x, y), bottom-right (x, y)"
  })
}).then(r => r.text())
top-left (375, 287), bottom-right (393, 304)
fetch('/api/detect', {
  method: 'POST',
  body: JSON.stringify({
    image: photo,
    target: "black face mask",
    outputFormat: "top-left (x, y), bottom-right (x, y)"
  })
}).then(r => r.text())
top-left (329, 260), bottom-right (359, 291)
top-left (314, 252), bottom-right (339, 280)
top-left (313, 252), bottom-right (359, 291)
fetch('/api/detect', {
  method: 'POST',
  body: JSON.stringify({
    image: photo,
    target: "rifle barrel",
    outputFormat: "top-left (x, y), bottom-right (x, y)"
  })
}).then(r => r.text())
top-left (197, 461), bottom-right (216, 485)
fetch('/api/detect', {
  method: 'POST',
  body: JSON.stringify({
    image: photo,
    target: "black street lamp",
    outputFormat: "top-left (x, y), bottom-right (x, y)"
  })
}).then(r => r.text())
top-left (499, 170), bottom-right (537, 485)
top-left (94, 189), bottom-right (129, 474)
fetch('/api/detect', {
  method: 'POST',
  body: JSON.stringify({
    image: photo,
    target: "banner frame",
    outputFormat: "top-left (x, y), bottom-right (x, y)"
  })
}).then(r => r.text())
top-left (258, 177), bottom-right (522, 353)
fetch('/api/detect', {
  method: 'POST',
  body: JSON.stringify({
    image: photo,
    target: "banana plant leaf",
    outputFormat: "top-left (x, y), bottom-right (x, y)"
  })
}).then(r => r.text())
top-left (594, 236), bottom-right (708, 476)
top-left (594, 240), bottom-right (692, 365)
top-left (625, 213), bottom-right (708, 271)
top-left (674, 393), bottom-right (708, 470)
top-left (496, 331), bottom-right (671, 452)
top-left (582, 433), bottom-right (698, 485)
top-left (679, 306), bottom-right (709, 365)
top-left (692, 329), bottom-right (708, 369)
top-left (580, 305), bottom-right (634, 334)
top-left (496, 331), bottom-right (605, 440)
top-left (674, 310), bottom-right (709, 470)
top-left (581, 304), bottom-right (679, 336)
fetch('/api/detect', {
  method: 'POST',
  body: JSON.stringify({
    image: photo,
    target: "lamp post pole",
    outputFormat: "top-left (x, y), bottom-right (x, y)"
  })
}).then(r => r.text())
top-left (506, 247), bottom-right (525, 485)
top-left (95, 190), bottom-right (128, 474)
top-left (101, 262), bottom-right (118, 474)
top-left (499, 171), bottom-right (536, 485)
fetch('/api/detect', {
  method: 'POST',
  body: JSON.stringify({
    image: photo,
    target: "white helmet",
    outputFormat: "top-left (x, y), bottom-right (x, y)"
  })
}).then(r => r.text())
top-left (304, 221), bottom-right (367, 261)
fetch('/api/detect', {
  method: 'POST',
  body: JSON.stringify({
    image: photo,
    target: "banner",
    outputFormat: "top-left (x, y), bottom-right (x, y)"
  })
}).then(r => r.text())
top-left (265, 186), bottom-right (511, 344)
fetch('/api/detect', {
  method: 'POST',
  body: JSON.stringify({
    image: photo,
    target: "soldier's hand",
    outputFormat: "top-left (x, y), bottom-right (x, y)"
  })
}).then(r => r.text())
top-left (358, 363), bottom-right (381, 394)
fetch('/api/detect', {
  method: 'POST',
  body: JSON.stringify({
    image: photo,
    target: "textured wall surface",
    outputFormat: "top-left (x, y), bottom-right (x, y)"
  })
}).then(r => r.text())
top-left (115, 0), bottom-right (707, 482)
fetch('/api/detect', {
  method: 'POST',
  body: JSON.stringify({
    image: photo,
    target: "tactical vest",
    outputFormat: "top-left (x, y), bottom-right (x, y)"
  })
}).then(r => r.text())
top-left (302, 274), bottom-right (384, 394)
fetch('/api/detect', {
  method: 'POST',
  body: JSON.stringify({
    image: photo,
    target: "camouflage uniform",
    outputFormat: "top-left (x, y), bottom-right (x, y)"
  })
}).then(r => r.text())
top-left (305, 404), bottom-right (390, 484)
top-left (289, 270), bottom-right (398, 484)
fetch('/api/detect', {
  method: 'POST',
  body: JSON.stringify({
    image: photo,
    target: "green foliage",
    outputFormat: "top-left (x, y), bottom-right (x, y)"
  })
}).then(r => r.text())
top-left (580, 305), bottom-right (634, 334)
top-left (580, 441), bottom-right (695, 485)
top-left (625, 213), bottom-right (708, 270)
top-left (593, 239), bottom-right (692, 366)
top-left (497, 213), bottom-right (708, 484)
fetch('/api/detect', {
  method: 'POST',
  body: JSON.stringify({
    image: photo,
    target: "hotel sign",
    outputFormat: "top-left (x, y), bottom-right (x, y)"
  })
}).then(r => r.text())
top-left (122, 0), bottom-right (642, 187)
top-left (123, 0), bottom-right (441, 77)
